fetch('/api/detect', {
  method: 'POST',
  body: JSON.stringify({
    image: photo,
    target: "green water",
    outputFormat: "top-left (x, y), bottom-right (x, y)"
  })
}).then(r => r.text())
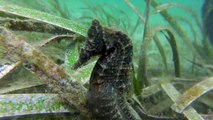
top-left (0, 0), bottom-right (212, 120)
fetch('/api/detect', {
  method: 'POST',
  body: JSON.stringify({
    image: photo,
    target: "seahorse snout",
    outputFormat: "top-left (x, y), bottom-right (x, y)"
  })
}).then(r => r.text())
top-left (71, 48), bottom-right (91, 70)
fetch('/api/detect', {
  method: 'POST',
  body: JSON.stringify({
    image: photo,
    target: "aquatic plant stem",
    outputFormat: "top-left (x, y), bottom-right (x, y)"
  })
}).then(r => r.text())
top-left (172, 76), bottom-right (213, 113)
top-left (0, 28), bottom-right (90, 117)
top-left (124, 0), bottom-right (145, 22)
top-left (0, 18), bottom-right (73, 34)
top-left (150, 0), bottom-right (189, 43)
top-left (161, 82), bottom-right (205, 120)
top-left (162, 31), bottom-right (180, 77)
top-left (0, 4), bottom-right (87, 36)
top-left (153, 3), bottom-right (203, 33)
top-left (150, 0), bottom-right (204, 63)
top-left (125, 0), bottom-right (170, 96)
top-left (136, 0), bottom-right (151, 92)
top-left (37, 35), bottom-right (76, 47)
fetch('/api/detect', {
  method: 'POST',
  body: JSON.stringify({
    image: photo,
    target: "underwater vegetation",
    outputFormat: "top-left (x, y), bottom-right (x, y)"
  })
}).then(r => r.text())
top-left (202, 0), bottom-right (213, 44)
top-left (0, 0), bottom-right (212, 120)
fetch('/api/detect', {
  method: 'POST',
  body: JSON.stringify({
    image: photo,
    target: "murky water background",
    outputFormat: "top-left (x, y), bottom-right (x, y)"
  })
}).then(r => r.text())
top-left (0, 0), bottom-right (212, 120)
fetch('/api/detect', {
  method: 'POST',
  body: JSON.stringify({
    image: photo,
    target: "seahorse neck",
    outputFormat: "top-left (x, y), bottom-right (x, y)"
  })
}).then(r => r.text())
top-left (96, 31), bottom-right (133, 77)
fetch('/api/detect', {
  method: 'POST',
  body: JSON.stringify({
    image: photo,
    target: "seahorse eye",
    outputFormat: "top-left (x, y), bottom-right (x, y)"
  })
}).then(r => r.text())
top-left (88, 26), bottom-right (98, 39)
top-left (80, 49), bottom-right (90, 60)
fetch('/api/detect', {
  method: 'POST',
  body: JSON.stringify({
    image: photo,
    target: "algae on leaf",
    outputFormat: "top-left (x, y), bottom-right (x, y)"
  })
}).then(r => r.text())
top-left (0, 4), bottom-right (87, 36)
top-left (0, 0), bottom-right (213, 119)
top-left (0, 94), bottom-right (74, 117)
top-left (172, 77), bottom-right (213, 113)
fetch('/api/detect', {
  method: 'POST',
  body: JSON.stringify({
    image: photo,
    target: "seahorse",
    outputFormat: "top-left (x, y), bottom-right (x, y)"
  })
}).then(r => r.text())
top-left (72, 20), bottom-right (139, 120)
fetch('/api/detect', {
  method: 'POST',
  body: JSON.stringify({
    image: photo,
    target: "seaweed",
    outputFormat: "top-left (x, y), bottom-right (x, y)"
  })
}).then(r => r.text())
top-left (0, 0), bottom-right (212, 119)
top-left (0, 3), bottom-right (87, 36)
top-left (125, 0), bottom-right (212, 119)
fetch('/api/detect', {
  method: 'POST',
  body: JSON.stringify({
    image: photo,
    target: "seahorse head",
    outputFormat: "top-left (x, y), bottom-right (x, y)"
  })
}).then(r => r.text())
top-left (72, 20), bottom-right (106, 69)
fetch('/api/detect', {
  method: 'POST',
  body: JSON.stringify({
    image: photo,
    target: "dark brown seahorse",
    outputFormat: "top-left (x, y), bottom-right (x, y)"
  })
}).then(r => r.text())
top-left (72, 20), bottom-right (139, 120)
